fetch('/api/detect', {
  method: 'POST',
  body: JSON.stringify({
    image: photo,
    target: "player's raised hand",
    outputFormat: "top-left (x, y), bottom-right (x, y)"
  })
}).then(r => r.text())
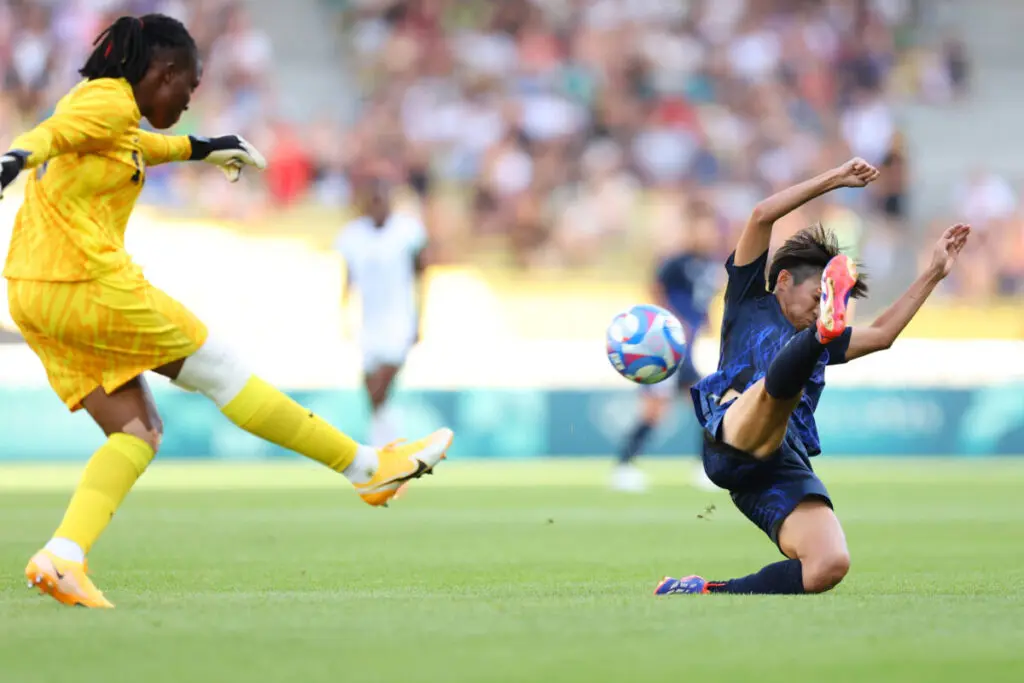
top-left (835, 157), bottom-right (880, 188)
top-left (188, 135), bottom-right (267, 182)
top-left (0, 150), bottom-right (29, 199)
top-left (930, 223), bottom-right (971, 278)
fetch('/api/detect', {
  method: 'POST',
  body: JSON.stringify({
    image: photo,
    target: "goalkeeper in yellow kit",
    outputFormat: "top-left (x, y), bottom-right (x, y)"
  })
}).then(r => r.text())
top-left (0, 14), bottom-right (453, 609)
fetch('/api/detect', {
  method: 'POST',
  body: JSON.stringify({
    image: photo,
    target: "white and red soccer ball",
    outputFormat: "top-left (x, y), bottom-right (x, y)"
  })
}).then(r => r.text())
top-left (606, 304), bottom-right (686, 384)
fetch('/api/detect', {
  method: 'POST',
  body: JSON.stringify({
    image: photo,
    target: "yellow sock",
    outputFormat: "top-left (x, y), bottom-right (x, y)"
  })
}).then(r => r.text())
top-left (221, 376), bottom-right (359, 472)
top-left (54, 433), bottom-right (154, 555)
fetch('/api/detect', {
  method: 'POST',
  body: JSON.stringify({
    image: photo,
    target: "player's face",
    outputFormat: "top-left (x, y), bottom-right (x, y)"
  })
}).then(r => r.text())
top-left (146, 51), bottom-right (200, 130)
top-left (691, 218), bottom-right (719, 255)
top-left (365, 180), bottom-right (392, 223)
top-left (779, 270), bottom-right (822, 330)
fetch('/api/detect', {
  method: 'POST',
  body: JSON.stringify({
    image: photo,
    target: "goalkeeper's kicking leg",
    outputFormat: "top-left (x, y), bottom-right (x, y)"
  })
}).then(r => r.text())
top-left (157, 337), bottom-right (451, 507)
top-left (27, 337), bottom-right (451, 608)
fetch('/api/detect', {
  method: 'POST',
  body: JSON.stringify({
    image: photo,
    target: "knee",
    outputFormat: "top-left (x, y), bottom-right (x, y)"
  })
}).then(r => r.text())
top-left (173, 336), bottom-right (251, 407)
top-left (641, 397), bottom-right (668, 423)
top-left (802, 550), bottom-right (851, 593)
top-left (121, 417), bottom-right (163, 454)
top-left (368, 382), bottom-right (389, 407)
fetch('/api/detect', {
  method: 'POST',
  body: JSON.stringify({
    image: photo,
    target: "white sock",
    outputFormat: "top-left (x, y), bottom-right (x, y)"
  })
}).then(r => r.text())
top-left (44, 537), bottom-right (85, 563)
top-left (342, 445), bottom-right (379, 485)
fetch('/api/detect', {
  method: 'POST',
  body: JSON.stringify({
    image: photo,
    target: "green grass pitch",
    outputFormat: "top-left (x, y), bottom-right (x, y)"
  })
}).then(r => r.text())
top-left (2, 458), bottom-right (1024, 683)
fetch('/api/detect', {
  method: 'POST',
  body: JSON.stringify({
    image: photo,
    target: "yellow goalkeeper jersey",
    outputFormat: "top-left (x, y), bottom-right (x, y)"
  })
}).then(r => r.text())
top-left (3, 77), bottom-right (192, 282)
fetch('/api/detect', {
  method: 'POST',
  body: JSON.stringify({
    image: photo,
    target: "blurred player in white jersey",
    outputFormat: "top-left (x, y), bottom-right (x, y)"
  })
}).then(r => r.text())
top-left (334, 170), bottom-right (428, 446)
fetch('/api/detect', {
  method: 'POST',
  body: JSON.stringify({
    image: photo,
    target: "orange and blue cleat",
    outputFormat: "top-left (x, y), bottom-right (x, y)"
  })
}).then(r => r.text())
top-left (817, 253), bottom-right (858, 344)
top-left (654, 575), bottom-right (711, 595)
top-left (355, 428), bottom-right (453, 507)
top-left (25, 550), bottom-right (114, 608)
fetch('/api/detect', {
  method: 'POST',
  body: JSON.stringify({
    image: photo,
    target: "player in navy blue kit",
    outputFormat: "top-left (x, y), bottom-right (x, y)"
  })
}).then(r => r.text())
top-left (654, 158), bottom-right (971, 595)
top-left (614, 208), bottom-right (721, 492)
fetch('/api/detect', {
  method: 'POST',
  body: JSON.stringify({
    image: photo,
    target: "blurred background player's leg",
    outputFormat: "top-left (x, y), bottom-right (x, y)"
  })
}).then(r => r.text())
top-left (365, 362), bottom-right (402, 447)
top-left (615, 352), bottom-right (714, 492)
top-left (613, 383), bottom-right (667, 493)
top-left (361, 332), bottom-right (413, 447)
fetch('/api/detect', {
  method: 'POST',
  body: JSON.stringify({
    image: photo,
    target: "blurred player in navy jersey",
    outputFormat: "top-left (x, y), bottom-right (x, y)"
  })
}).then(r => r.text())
top-left (613, 203), bottom-right (722, 493)
top-left (654, 158), bottom-right (970, 596)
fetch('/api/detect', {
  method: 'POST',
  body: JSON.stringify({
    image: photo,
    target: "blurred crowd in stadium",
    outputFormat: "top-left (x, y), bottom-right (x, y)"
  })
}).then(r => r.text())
top-left (1, 0), bottom-right (1021, 300)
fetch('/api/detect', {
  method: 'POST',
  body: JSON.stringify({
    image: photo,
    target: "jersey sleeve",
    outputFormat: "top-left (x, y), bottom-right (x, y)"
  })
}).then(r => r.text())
top-left (723, 250), bottom-right (770, 306)
top-left (825, 328), bottom-right (853, 366)
top-left (408, 217), bottom-right (428, 256)
top-left (137, 131), bottom-right (192, 166)
top-left (8, 80), bottom-right (138, 169)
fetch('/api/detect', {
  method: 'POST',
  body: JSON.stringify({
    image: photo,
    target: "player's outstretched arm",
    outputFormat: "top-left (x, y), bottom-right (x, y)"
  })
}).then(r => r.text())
top-left (846, 224), bottom-right (971, 361)
top-left (734, 158), bottom-right (880, 266)
top-left (136, 130), bottom-right (193, 167)
top-left (137, 132), bottom-right (266, 182)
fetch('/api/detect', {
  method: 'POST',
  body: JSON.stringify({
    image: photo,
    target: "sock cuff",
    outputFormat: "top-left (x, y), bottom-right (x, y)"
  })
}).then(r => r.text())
top-left (763, 327), bottom-right (827, 400)
top-left (797, 326), bottom-right (826, 349)
top-left (107, 433), bottom-right (156, 475)
top-left (220, 375), bottom-right (271, 424)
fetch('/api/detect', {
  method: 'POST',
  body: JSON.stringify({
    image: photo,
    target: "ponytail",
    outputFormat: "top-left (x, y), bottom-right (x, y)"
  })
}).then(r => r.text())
top-left (79, 14), bottom-right (195, 84)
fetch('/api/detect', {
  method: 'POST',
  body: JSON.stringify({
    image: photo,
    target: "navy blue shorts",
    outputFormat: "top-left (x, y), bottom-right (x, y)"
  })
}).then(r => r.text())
top-left (697, 399), bottom-right (832, 550)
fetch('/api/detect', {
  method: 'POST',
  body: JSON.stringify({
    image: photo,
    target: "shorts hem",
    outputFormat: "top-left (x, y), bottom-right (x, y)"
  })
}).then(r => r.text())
top-left (61, 336), bottom-right (207, 412)
top-left (768, 493), bottom-right (834, 551)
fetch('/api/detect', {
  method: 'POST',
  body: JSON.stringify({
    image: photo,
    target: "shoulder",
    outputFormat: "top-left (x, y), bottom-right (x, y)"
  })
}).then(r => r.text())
top-left (725, 249), bottom-right (769, 273)
top-left (336, 218), bottom-right (369, 251)
top-left (65, 78), bottom-right (139, 117)
top-left (723, 249), bottom-right (770, 300)
top-left (397, 213), bottom-right (427, 237)
top-left (390, 213), bottom-right (427, 249)
top-left (667, 253), bottom-right (690, 270)
top-left (53, 79), bottom-right (140, 138)
top-left (656, 253), bottom-right (684, 278)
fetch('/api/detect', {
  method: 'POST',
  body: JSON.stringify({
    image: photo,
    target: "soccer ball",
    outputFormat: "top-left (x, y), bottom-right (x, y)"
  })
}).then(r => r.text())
top-left (606, 304), bottom-right (686, 384)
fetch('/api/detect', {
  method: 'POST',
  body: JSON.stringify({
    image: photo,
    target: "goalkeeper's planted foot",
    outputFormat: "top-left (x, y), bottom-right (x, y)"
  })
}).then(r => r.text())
top-left (355, 428), bottom-right (453, 507)
top-left (25, 550), bottom-right (114, 608)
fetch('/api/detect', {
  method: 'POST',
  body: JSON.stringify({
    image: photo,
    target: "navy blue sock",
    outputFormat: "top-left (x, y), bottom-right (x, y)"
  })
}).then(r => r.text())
top-left (706, 559), bottom-right (805, 594)
top-left (764, 328), bottom-right (825, 400)
top-left (619, 422), bottom-right (653, 464)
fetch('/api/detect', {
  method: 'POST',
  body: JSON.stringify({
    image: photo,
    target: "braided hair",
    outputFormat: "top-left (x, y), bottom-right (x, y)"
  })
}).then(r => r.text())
top-left (79, 14), bottom-right (196, 84)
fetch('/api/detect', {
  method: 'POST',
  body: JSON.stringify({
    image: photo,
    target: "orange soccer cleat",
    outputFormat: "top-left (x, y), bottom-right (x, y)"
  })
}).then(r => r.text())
top-left (355, 428), bottom-right (453, 507)
top-left (817, 254), bottom-right (858, 344)
top-left (25, 550), bottom-right (114, 609)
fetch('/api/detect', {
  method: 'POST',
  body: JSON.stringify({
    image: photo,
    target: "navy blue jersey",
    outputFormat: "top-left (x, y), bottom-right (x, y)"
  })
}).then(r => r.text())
top-left (656, 252), bottom-right (719, 338)
top-left (691, 250), bottom-right (851, 456)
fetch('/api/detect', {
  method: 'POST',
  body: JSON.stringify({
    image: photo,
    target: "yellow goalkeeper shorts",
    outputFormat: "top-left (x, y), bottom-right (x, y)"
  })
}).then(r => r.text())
top-left (7, 266), bottom-right (208, 411)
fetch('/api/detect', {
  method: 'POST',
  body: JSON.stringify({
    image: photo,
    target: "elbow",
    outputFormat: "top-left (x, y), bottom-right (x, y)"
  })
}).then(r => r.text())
top-left (750, 203), bottom-right (771, 227)
top-left (873, 327), bottom-right (896, 351)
